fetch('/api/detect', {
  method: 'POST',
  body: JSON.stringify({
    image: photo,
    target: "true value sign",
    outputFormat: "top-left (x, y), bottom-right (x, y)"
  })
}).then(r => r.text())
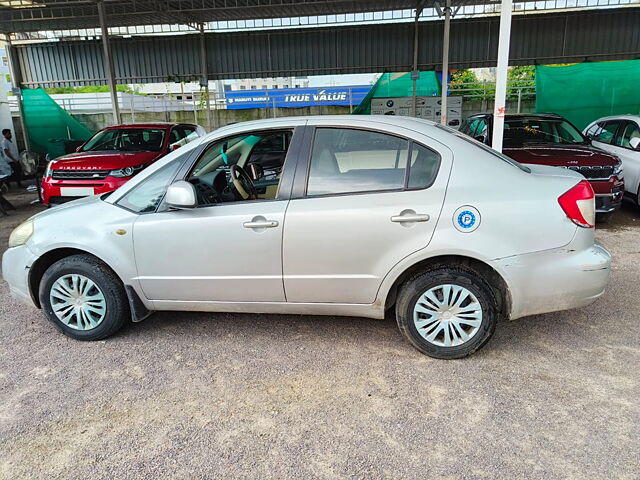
top-left (225, 85), bottom-right (371, 109)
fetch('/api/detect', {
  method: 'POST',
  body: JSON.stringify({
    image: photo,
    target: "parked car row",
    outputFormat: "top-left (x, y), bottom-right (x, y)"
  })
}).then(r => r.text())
top-left (3, 116), bottom-right (611, 359)
top-left (459, 113), bottom-right (633, 220)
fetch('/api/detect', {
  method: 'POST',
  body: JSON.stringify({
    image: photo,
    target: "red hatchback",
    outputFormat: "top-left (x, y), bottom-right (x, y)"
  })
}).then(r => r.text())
top-left (42, 123), bottom-right (205, 206)
top-left (460, 114), bottom-right (624, 217)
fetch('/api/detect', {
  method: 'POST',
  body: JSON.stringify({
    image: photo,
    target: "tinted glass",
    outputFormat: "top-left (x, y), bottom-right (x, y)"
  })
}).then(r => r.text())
top-left (83, 128), bottom-right (166, 152)
top-left (408, 143), bottom-right (440, 188)
top-left (503, 118), bottom-right (584, 146)
top-left (307, 128), bottom-right (409, 196)
top-left (593, 121), bottom-right (619, 145)
top-left (117, 160), bottom-right (181, 213)
top-left (616, 122), bottom-right (640, 149)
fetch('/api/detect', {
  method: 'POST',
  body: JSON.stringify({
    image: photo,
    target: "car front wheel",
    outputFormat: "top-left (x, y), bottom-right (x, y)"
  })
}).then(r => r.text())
top-left (396, 268), bottom-right (497, 359)
top-left (39, 254), bottom-right (130, 340)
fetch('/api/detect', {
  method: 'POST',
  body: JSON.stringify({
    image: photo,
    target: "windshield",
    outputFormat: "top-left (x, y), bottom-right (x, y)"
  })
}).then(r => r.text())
top-left (503, 118), bottom-right (585, 147)
top-left (82, 128), bottom-right (166, 152)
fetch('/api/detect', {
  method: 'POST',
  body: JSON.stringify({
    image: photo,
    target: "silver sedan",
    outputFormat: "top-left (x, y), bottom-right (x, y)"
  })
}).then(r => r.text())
top-left (2, 116), bottom-right (611, 358)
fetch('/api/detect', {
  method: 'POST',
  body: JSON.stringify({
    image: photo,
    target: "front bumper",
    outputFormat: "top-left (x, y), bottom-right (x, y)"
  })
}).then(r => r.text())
top-left (1, 244), bottom-right (38, 308)
top-left (41, 176), bottom-right (130, 206)
top-left (496, 242), bottom-right (611, 320)
top-left (589, 176), bottom-right (624, 214)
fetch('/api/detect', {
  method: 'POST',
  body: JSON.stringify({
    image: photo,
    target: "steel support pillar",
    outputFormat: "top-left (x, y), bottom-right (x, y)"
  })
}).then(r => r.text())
top-left (411, 4), bottom-right (423, 117)
top-left (491, 0), bottom-right (513, 152)
top-left (5, 37), bottom-right (29, 151)
top-left (97, 0), bottom-right (120, 124)
top-left (199, 25), bottom-right (212, 131)
top-left (440, 0), bottom-right (451, 126)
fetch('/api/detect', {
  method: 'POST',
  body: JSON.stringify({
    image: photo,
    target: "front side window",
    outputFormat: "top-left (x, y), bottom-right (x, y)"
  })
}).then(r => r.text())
top-left (593, 121), bottom-right (619, 145)
top-left (187, 130), bottom-right (292, 206)
top-left (82, 128), bottom-right (166, 152)
top-left (306, 128), bottom-right (439, 196)
top-left (116, 160), bottom-right (181, 213)
top-left (502, 118), bottom-right (585, 146)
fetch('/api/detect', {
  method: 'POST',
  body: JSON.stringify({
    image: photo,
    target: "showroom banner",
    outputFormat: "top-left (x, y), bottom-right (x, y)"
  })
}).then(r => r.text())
top-left (225, 85), bottom-right (372, 109)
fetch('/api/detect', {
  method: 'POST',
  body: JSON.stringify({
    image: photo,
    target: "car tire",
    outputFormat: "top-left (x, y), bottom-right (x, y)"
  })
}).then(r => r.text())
top-left (395, 268), bottom-right (497, 359)
top-left (39, 254), bottom-right (130, 341)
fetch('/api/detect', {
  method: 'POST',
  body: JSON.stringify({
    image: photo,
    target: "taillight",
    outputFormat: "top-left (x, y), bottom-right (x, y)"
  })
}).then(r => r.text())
top-left (558, 180), bottom-right (595, 228)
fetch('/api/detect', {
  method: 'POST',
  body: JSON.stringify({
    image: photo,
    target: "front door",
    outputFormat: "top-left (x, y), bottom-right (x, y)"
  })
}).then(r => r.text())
top-left (133, 201), bottom-right (287, 302)
top-left (282, 125), bottom-right (451, 304)
top-left (132, 128), bottom-right (299, 302)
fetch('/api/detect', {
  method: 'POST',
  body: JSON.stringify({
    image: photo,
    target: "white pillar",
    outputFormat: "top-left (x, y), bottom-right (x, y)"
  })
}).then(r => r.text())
top-left (440, 0), bottom-right (451, 126)
top-left (491, 0), bottom-right (513, 152)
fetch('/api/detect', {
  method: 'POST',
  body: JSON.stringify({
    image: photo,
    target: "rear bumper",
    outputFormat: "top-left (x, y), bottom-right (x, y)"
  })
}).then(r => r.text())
top-left (1, 244), bottom-right (38, 308)
top-left (41, 176), bottom-right (130, 206)
top-left (496, 242), bottom-right (611, 320)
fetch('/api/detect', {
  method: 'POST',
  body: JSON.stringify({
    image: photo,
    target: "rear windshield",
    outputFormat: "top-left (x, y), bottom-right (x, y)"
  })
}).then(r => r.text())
top-left (436, 124), bottom-right (531, 173)
top-left (82, 128), bottom-right (166, 153)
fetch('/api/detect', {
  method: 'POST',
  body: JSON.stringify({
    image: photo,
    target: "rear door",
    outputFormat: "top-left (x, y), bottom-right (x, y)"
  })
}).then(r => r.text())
top-left (610, 120), bottom-right (640, 196)
top-left (282, 123), bottom-right (452, 304)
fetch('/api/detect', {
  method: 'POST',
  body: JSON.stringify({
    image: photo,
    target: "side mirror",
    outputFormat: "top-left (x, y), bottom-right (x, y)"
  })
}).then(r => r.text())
top-left (165, 180), bottom-right (197, 209)
top-left (630, 137), bottom-right (640, 150)
top-left (248, 163), bottom-right (264, 181)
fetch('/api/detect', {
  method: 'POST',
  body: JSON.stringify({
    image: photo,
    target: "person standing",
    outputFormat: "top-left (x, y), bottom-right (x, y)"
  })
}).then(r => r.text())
top-left (2, 128), bottom-right (23, 188)
top-left (0, 149), bottom-right (15, 214)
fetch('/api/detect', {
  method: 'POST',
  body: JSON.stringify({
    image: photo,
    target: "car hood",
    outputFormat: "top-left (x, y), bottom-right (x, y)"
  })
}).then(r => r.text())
top-left (50, 151), bottom-right (162, 170)
top-left (503, 144), bottom-right (619, 167)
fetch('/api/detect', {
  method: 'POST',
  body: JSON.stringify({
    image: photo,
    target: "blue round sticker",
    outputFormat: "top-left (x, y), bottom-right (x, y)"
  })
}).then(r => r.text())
top-left (457, 210), bottom-right (476, 229)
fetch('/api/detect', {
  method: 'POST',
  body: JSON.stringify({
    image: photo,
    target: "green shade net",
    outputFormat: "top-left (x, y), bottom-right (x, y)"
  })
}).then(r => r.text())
top-left (536, 60), bottom-right (640, 130)
top-left (22, 88), bottom-right (94, 157)
top-left (353, 72), bottom-right (441, 114)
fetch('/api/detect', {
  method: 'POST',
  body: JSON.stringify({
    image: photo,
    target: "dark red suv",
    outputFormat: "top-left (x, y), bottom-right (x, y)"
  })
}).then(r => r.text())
top-left (42, 123), bottom-right (205, 206)
top-left (460, 114), bottom-right (624, 216)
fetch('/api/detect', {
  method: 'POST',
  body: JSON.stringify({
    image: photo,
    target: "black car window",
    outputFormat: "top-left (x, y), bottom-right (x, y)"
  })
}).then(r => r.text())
top-left (594, 121), bottom-right (619, 145)
top-left (615, 122), bottom-right (640, 149)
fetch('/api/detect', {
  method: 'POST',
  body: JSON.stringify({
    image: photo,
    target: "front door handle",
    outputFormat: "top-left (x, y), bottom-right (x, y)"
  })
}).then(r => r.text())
top-left (391, 213), bottom-right (430, 223)
top-left (243, 220), bottom-right (279, 229)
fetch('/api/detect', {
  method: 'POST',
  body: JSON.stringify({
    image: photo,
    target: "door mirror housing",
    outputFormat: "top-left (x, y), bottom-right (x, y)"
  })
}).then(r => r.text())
top-left (165, 180), bottom-right (197, 209)
top-left (629, 137), bottom-right (640, 150)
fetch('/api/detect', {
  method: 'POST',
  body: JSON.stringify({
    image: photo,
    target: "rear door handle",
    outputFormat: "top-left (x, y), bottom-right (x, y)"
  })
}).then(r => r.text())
top-left (391, 213), bottom-right (430, 223)
top-left (243, 220), bottom-right (279, 229)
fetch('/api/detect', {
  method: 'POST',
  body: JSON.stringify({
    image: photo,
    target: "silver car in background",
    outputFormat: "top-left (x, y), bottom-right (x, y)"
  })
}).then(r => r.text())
top-left (2, 116), bottom-right (611, 359)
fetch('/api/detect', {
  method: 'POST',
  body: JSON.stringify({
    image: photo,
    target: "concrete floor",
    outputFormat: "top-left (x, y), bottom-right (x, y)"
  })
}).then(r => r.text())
top-left (1, 188), bottom-right (638, 479)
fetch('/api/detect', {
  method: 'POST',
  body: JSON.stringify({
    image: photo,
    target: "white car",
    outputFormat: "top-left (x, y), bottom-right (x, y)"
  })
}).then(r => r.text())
top-left (2, 116), bottom-right (611, 359)
top-left (584, 115), bottom-right (640, 207)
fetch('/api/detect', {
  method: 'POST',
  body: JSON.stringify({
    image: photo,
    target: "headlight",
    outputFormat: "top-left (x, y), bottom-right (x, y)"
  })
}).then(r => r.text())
top-left (8, 220), bottom-right (34, 248)
top-left (110, 165), bottom-right (145, 178)
top-left (43, 161), bottom-right (53, 179)
top-left (613, 161), bottom-right (623, 176)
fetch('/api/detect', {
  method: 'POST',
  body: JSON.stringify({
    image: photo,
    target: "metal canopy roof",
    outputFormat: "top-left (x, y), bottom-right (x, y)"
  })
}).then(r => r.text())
top-left (0, 0), bottom-right (499, 34)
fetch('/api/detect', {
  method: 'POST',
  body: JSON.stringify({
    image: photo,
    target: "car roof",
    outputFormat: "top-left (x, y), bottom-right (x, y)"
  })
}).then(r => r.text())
top-left (585, 114), bottom-right (640, 123)
top-left (104, 122), bottom-right (198, 129)
top-left (469, 113), bottom-right (565, 120)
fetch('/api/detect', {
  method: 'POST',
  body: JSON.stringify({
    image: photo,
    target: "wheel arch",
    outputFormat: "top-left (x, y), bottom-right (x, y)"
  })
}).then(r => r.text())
top-left (29, 248), bottom-right (119, 308)
top-left (383, 254), bottom-right (512, 318)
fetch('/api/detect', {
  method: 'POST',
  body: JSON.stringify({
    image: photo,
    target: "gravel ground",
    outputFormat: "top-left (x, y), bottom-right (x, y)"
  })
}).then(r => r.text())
top-left (1, 187), bottom-right (639, 479)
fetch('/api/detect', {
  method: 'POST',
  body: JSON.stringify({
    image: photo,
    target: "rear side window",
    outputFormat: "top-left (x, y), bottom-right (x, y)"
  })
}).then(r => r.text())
top-left (306, 128), bottom-right (439, 196)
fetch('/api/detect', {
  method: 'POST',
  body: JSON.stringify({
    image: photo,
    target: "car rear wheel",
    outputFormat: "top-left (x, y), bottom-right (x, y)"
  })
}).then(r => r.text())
top-left (396, 268), bottom-right (497, 359)
top-left (39, 254), bottom-right (130, 340)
